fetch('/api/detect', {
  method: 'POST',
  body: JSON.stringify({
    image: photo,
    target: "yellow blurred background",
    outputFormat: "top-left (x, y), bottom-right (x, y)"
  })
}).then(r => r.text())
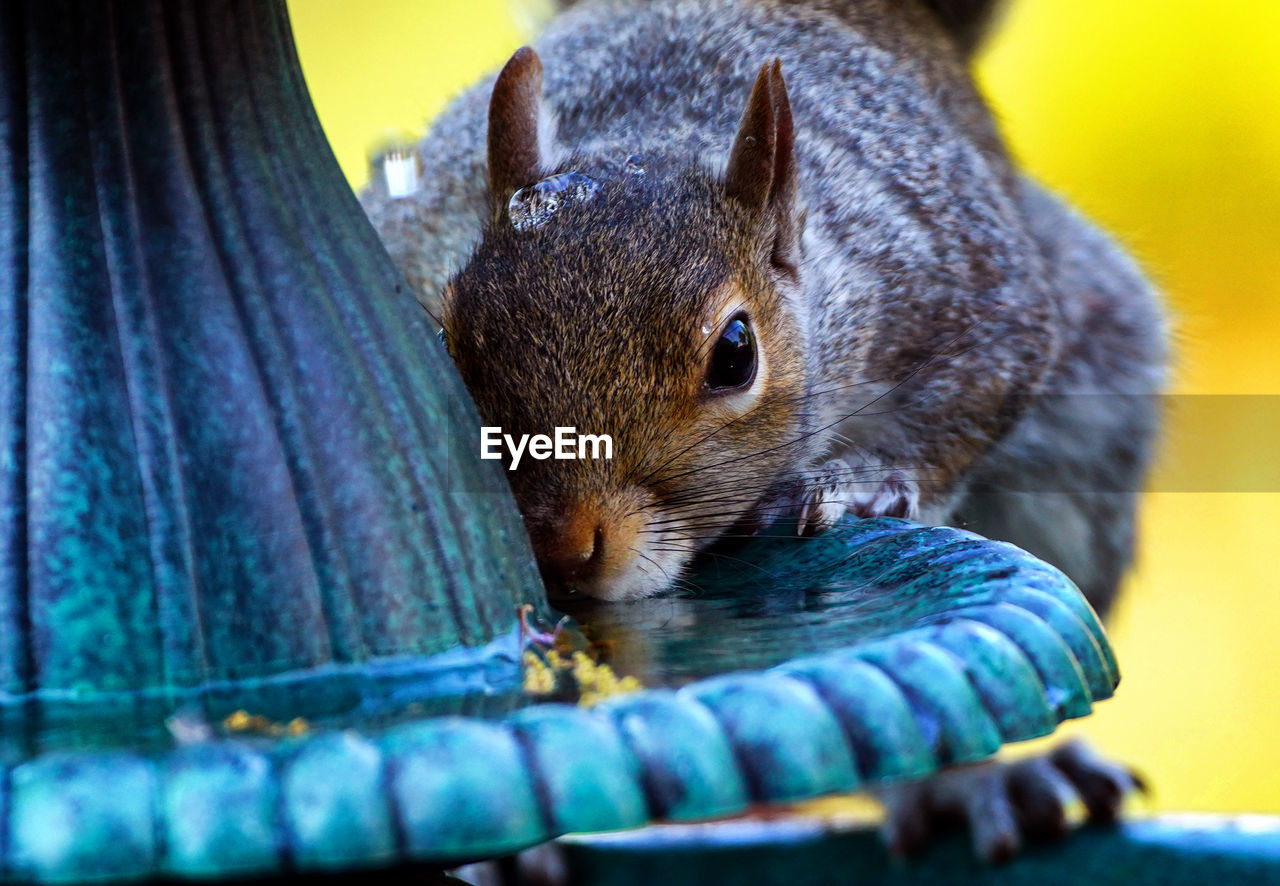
top-left (286, 0), bottom-right (1280, 813)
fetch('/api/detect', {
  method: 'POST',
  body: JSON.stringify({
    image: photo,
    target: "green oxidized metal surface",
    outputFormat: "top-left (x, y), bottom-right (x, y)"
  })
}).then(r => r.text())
top-left (0, 0), bottom-right (544, 761)
top-left (559, 816), bottom-right (1280, 886)
top-left (561, 519), bottom-right (1115, 696)
top-left (0, 518), bottom-right (1124, 882)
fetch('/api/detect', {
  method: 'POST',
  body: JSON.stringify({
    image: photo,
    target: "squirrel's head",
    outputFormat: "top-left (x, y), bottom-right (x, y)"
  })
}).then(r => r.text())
top-left (441, 48), bottom-right (812, 601)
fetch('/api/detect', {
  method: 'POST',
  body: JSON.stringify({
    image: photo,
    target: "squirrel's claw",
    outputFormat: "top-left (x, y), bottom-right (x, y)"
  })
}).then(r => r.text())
top-left (876, 740), bottom-right (1146, 864)
top-left (1049, 739), bottom-right (1149, 823)
top-left (796, 459), bottom-right (852, 536)
top-left (797, 460), bottom-right (919, 536)
top-left (848, 468), bottom-right (918, 520)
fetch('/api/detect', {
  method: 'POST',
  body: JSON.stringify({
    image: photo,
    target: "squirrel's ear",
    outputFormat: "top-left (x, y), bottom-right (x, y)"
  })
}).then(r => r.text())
top-left (487, 47), bottom-right (544, 216)
top-left (725, 60), bottom-right (800, 271)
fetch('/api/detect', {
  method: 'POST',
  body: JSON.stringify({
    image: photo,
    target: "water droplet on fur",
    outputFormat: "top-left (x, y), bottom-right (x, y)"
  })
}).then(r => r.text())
top-left (624, 154), bottom-right (645, 175)
top-left (701, 324), bottom-right (712, 335)
top-left (509, 171), bottom-right (601, 231)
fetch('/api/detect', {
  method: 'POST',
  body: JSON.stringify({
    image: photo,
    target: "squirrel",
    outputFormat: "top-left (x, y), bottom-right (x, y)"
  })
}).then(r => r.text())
top-left (360, 0), bottom-right (1167, 860)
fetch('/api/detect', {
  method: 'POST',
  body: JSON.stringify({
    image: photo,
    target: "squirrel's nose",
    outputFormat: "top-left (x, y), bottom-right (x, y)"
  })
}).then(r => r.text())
top-left (537, 509), bottom-right (607, 589)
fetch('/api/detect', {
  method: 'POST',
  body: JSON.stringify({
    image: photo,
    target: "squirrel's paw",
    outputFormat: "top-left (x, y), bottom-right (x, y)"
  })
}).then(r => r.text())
top-left (875, 740), bottom-right (1147, 864)
top-left (847, 468), bottom-right (918, 521)
top-left (797, 461), bottom-right (919, 536)
top-left (796, 459), bottom-right (851, 536)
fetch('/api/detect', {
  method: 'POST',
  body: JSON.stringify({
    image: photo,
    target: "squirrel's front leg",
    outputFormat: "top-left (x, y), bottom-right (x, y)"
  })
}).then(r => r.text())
top-left (795, 454), bottom-right (919, 536)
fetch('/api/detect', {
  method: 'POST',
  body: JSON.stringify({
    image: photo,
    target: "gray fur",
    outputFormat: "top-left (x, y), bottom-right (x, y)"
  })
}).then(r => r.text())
top-left (914, 0), bottom-right (1007, 53)
top-left (361, 0), bottom-right (1166, 608)
top-left (954, 180), bottom-right (1168, 615)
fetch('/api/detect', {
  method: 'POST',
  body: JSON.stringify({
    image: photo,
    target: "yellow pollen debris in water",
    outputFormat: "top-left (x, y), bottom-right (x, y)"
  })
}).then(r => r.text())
top-left (222, 709), bottom-right (311, 737)
top-left (521, 648), bottom-right (642, 705)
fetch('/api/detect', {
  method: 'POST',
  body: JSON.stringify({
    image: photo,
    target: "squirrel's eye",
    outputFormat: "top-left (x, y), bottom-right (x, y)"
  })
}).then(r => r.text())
top-left (705, 316), bottom-right (756, 391)
top-left (437, 327), bottom-right (449, 355)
